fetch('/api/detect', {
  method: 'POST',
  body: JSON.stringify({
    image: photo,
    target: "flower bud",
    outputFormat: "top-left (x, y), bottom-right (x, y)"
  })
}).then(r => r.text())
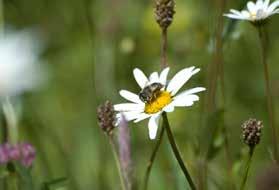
top-left (242, 118), bottom-right (263, 148)
top-left (97, 101), bottom-right (116, 135)
top-left (155, 0), bottom-right (175, 29)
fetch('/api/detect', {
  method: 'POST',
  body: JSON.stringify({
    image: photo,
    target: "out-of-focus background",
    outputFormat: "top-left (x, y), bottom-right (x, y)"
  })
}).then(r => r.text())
top-left (1, 0), bottom-right (279, 189)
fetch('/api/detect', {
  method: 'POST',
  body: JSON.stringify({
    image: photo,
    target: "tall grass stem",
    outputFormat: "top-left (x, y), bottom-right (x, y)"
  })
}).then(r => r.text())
top-left (258, 25), bottom-right (278, 163)
top-left (162, 112), bottom-right (197, 190)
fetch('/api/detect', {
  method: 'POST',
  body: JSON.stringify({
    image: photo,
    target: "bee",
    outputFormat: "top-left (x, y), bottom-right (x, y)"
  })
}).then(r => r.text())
top-left (139, 82), bottom-right (164, 103)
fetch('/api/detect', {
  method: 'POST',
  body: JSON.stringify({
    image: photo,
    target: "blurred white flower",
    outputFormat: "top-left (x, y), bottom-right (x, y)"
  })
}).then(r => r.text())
top-left (0, 30), bottom-right (45, 98)
top-left (224, 0), bottom-right (279, 22)
top-left (114, 67), bottom-right (205, 140)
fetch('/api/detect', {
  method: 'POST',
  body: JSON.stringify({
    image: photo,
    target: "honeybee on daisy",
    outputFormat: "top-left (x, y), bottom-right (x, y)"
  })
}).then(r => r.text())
top-left (114, 67), bottom-right (205, 139)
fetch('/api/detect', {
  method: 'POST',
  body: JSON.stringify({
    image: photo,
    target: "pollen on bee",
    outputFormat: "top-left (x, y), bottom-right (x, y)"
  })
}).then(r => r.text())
top-left (144, 91), bottom-right (172, 114)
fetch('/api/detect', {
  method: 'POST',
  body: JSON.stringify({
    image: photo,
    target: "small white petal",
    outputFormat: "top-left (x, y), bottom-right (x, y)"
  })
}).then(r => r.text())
top-left (149, 72), bottom-right (160, 83)
top-left (241, 10), bottom-right (251, 18)
top-left (163, 103), bottom-right (175, 112)
top-left (173, 94), bottom-right (200, 107)
top-left (267, 0), bottom-right (279, 13)
top-left (119, 90), bottom-right (142, 103)
top-left (167, 67), bottom-right (200, 96)
top-left (175, 87), bottom-right (206, 97)
top-left (148, 114), bottom-right (161, 139)
top-left (117, 111), bottom-right (143, 121)
top-left (230, 9), bottom-right (243, 16)
top-left (256, 0), bottom-right (264, 10)
top-left (159, 67), bottom-right (170, 85)
top-left (114, 103), bottom-right (144, 112)
top-left (133, 113), bottom-right (151, 123)
top-left (247, 1), bottom-right (256, 13)
top-left (224, 14), bottom-right (247, 20)
top-left (133, 68), bottom-right (148, 89)
top-left (263, 0), bottom-right (270, 10)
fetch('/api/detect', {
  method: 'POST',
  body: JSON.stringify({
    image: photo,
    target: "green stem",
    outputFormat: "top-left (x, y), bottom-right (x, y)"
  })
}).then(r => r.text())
top-left (240, 147), bottom-right (254, 190)
top-left (109, 136), bottom-right (126, 190)
top-left (162, 112), bottom-right (197, 190)
top-left (161, 28), bottom-right (168, 68)
top-left (257, 25), bottom-right (278, 163)
top-left (143, 125), bottom-right (165, 190)
top-left (2, 97), bottom-right (18, 144)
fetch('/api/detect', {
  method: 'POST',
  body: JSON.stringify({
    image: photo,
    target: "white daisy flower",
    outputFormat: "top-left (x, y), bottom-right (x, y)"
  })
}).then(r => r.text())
top-left (224, 0), bottom-right (279, 22)
top-left (114, 67), bottom-right (205, 140)
top-left (0, 30), bottom-right (45, 98)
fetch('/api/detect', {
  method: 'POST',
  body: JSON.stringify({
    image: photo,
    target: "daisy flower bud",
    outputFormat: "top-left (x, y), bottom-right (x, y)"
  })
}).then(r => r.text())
top-left (97, 101), bottom-right (116, 135)
top-left (242, 118), bottom-right (263, 148)
top-left (155, 0), bottom-right (175, 29)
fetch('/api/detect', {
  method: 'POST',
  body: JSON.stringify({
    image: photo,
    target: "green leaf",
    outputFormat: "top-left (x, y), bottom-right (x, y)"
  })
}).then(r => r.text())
top-left (42, 177), bottom-right (68, 190)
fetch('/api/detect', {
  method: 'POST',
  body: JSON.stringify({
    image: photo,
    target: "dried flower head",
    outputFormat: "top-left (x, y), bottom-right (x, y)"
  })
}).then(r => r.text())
top-left (97, 101), bottom-right (116, 135)
top-left (242, 118), bottom-right (263, 147)
top-left (155, 0), bottom-right (175, 29)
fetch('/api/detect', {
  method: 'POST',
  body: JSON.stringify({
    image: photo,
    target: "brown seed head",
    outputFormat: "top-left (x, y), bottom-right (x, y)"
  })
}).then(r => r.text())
top-left (155, 0), bottom-right (175, 29)
top-left (97, 101), bottom-right (116, 135)
top-left (242, 118), bottom-right (263, 148)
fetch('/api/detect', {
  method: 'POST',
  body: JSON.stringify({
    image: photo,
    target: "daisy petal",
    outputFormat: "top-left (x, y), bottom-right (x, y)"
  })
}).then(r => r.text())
top-left (117, 111), bottom-right (143, 121)
top-left (175, 87), bottom-right (206, 97)
top-left (159, 67), bottom-right (170, 85)
top-left (148, 114), bottom-right (160, 140)
top-left (173, 94), bottom-right (200, 107)
top-left (133, 68), bottom-right (148, 89)
top-left (163, 103), bottom-right (175, 112)
top-left (224, 14), bottom-right (246, 20)
top-left (247, 1), bottom-right (256, 13)
top-left (114, 103), bottom-right (144, 112)
top-left (263, 0), bottom-right (270, 10)
top-left (267, 0), bottom-right (279, 13)
top-left (134, 113), bottom-right (151, 123)
top-left (167, 67), bottom-right (200, 96)
top-left (149, 72), bottom-right (160, 83)
top-left (119, 90), bottom-right (142, 103)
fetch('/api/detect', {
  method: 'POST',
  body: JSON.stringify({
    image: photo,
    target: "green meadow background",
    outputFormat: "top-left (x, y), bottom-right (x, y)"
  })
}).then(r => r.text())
top-left (1, 0), bottom-right (279, 189)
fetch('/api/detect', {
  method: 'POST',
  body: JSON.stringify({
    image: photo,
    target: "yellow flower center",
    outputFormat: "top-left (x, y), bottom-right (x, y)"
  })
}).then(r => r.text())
top-left (144, 91), bottom-right (172, 114)
top-left (250, 12), bottom-right (257, 19)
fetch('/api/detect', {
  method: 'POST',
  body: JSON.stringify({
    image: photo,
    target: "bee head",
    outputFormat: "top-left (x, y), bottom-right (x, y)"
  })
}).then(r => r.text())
top-left (139, 92), bottom-right (149, 102)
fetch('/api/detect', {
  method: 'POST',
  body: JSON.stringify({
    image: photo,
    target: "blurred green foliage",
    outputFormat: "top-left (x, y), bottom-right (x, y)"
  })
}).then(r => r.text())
top-left (0, 0), bottom-right (279, 189)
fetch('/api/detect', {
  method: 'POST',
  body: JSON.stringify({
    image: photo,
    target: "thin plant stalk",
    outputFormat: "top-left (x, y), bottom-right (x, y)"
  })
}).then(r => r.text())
top-left (109, 136), bottom-right (127, 190)
top-left (240, 147), bottom-right (254, 190)
top-left (216, 0), bottom-right (234, 188)
top-left (162, 112), bottom-right (197, 190)
top-left (161, 28), bottom-right (168, 68)
top-left (143, 126), bottom-right (165, 190)
top-left (2, 97), bottom-right (18, 145)
top-left (257, 25), bottom-right (278, 162)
